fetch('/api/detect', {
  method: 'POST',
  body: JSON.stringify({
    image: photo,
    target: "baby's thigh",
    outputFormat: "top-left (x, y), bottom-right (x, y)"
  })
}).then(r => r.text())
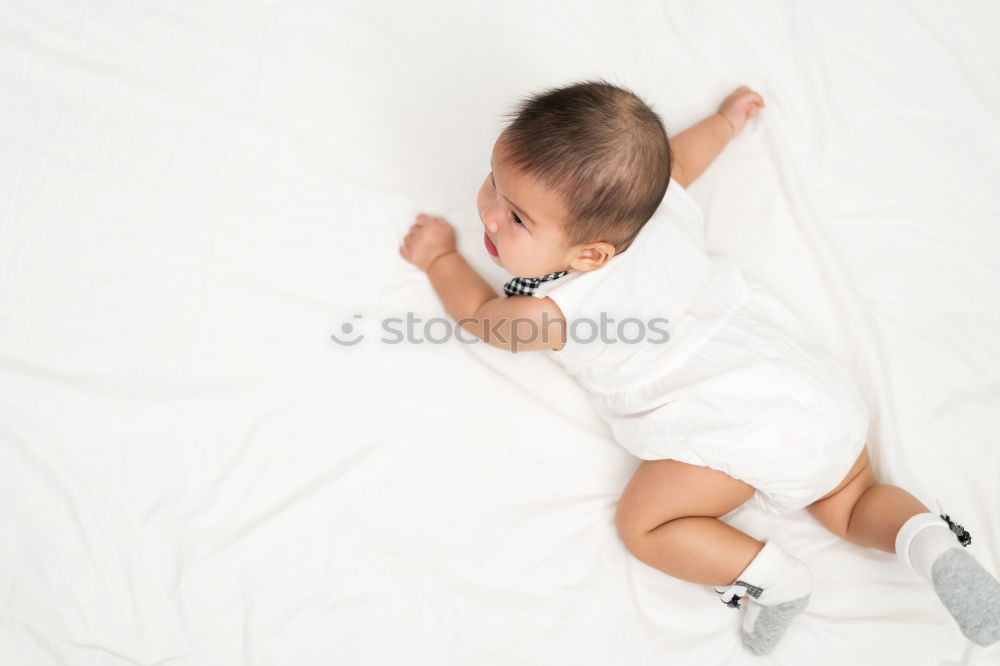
top-left (614, 458), bottom-right (756, 543)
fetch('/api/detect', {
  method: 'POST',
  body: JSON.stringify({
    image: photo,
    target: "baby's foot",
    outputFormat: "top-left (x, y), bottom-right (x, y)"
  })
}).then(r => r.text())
top-left (932, 548), bottom-right (1000, 646)
top-left (717, 85), bottom-right (765, 135)
top-left (897, 509), bottom-right (1000, 646)
top-left (715, 540), bottom-right (813, 655)
top-left (741, 594), bottom-right (810, 655)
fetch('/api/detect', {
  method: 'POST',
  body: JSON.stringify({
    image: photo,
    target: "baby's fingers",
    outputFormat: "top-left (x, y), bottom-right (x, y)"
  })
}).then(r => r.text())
top-left (415, 213), bottom-right (444, 226)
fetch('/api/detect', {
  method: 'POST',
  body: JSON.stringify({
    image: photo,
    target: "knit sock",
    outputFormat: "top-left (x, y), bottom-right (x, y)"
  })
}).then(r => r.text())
top-left (895, 512), bottom-right (1000, 646)
top-left (714, 539), bottom-right (813, 656)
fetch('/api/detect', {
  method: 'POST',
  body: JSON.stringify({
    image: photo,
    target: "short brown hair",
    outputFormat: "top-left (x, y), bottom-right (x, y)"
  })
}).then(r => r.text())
top-left (498, 78), bottom-right (672, 256)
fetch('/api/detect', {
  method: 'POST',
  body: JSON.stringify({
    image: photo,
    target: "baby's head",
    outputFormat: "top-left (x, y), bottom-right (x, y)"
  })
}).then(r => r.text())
top-left (478, 79), bottom-right (672, 279)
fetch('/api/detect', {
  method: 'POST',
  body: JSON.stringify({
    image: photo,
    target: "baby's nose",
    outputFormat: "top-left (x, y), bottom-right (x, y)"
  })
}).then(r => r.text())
top-left (481, 209), bottom-right (499, 233)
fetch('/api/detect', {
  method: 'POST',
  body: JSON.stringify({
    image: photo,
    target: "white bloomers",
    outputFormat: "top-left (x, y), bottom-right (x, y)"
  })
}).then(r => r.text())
top-left (595, 280), bottom-right (870, 516)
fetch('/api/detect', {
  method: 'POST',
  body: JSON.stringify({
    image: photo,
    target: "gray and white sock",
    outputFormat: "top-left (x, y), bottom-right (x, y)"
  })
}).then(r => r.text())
top-left (715, 539), bottom-right (813, 656)
top-left (896, 511), bottom-right (1000, 646)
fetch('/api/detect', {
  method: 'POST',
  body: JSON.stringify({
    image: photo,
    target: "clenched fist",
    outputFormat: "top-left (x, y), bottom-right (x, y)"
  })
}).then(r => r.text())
top-left (717, 85), bottom-right (765, 135)
top-left (399, 214), bottom-right (458, 272)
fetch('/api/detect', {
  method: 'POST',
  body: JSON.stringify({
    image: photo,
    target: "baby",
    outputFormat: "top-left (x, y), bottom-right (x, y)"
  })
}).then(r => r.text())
top-left (399, 80), bottom-right (1000, 654)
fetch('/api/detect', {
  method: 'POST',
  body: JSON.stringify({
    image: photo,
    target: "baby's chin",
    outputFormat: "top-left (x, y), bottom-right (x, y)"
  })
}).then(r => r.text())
top-left (490, 253), bottom-right (558, 278)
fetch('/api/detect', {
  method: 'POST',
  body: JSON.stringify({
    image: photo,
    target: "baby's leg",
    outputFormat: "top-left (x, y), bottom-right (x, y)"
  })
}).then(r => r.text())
top-left (807, 444), bottom-right (1000, 646)
top-left (806, 445), bottom-right (926, 551)
top-left (614, 458), bottom-right (759, 585)
top-left (615, 459), bottom-right (813, 655)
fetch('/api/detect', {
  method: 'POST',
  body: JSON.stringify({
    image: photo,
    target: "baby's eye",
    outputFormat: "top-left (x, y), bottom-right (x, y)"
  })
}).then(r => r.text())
top-left (488, 172), bottom-right (523, 226)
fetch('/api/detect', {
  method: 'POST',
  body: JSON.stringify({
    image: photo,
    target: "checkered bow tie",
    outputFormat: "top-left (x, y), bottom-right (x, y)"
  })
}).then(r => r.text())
top-left (503, 270), bottom-right (572, 297)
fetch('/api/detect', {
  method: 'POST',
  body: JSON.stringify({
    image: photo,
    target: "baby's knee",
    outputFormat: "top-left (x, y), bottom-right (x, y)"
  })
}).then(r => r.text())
top-left (613, 499), bottom-right (642, 548)
top-left (616, 459), bottom-right (757, 549)
top-left (614, 497), bottom-right (666, 552)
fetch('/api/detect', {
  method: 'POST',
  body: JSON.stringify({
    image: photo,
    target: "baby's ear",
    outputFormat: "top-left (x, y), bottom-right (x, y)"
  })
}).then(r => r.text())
top-left (572, 242), bottom-right (616, 271)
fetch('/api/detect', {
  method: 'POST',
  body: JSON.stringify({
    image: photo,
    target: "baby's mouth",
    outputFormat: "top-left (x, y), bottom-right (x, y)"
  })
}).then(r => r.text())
top-left (484, 231), bottom-right (499, 257)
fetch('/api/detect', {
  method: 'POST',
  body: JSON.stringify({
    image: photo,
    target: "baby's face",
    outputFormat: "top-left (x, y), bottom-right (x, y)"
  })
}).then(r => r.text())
top-left (477, 140), bottom-right (583, 278)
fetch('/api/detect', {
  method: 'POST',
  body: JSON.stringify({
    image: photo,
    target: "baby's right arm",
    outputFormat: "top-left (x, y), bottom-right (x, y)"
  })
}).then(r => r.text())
top-left (399, 215), bottom-right (566, 353)
top-left (468, 294), bottom-right (567, 353)
top-left (670, 85), bottom-right (764, 188)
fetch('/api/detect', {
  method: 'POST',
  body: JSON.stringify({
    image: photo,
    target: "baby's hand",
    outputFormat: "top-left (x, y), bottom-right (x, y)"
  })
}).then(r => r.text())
top-left (399, 214), bottom-right (458, 272)
top-left (717, 85), bottom-right (765, 135)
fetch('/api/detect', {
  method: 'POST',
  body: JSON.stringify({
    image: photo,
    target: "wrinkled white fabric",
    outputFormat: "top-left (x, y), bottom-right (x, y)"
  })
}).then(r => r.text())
top-left (1, 2), bottom-right (998, 665)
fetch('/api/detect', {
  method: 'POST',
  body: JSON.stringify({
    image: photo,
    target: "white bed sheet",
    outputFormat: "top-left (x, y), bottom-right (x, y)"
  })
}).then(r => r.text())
top-left (1, 1), bottom-right (998, 664)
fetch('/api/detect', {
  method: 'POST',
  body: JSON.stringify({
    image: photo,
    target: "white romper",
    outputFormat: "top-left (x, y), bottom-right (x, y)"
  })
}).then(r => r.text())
top-left (525, 179), bottom-right (869, 516)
